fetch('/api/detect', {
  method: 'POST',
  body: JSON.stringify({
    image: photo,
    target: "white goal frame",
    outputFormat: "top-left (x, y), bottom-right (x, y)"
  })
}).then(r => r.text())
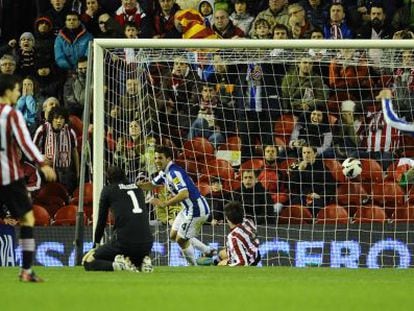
top-left (92, 38), bottom-right (414, 232)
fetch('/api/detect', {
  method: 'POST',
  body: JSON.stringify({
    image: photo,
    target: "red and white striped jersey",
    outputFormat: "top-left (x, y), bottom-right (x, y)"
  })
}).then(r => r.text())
top-left (361, 111), bottom-right (401, 153)
top-left (0, 104), bottom-right (44, 186)
top-left (226, 218), bottom-right (260, 266)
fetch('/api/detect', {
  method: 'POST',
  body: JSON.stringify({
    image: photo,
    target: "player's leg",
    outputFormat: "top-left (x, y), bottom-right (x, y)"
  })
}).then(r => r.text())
top-left (3, 180), bottom-right (42, 282)
top-left (172, 211), bottom-right (196, 265)
top-left (83, 242), bottom-right (137, 272)
top-left (126, 242), bottom-right (154, 273)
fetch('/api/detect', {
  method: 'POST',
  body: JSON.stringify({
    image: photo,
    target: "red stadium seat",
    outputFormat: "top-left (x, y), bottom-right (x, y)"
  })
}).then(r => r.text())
top-left (278, 158), bottom-right (297, 178)
top-left (69, 115), bottom-right (83, 137)
top-left (240, 158), bottom-right (264, 171)
top-left (274, 114), bottom-right (295, 139)
top-left (34, 195), bottom-right (65, 218)
top-left (258, 169), bottom-right (278, 193)
top-left (336, 182), bottom-right (369, 207)
top-left (37, 182), bottom-right (69, 203)
top-left (392, 205), bottom-right (414, 223)
top-left (175, 157), bottom-right (206, 180)
top-left (197, 182), bottom-right (211, 196)
top-left (371, 182), bottom-right (405, 217)
top-left (72, 182), bottom-right (93, 205)
top-left (183, 137), bottom-right (215, 161)
top-left (279, 205), bottom-right (313, 224)
top-left (202, 158), bottom-right (234, 181)
top-left (316, 204), bottom-right (348, 224)
top-left (32, 204), bottom-right (51, 226)
top-left (219, 135), bottom-right (241, 151)
top-left (53, 205), bottom-right (87, 226)
top-left (360, 158), bottom-right (383, 183)
top-left (353, 205), bottom-right (387, 223)
top-left (324, 159), bottom-right (346, 182)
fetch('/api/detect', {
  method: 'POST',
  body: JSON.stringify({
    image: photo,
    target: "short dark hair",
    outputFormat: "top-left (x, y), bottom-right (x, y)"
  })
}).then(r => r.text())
top-left (224, 201), bottom-right (244, 225)
top-left (154, 145), bottom-right (173, 159)
top-left (106, 166), bottom-right (127, 184)
top-left (0, 74), bottom-right (20, 97)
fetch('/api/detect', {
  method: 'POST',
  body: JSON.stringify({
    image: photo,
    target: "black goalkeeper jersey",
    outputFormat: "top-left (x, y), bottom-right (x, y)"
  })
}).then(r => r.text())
top-left (94, 183), bottom-right (153, 246)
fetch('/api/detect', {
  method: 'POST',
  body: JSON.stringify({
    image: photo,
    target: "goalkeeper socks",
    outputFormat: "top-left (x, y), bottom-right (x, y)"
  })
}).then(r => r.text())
top-left (20, 226), bottom-right (35, 270)
top-left (182, 244), bottom-right (197, 266)
top-left (190, 237), bottom-right (210, 254)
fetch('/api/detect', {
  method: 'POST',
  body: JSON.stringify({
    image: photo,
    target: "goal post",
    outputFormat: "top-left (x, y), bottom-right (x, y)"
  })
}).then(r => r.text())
top-left (92, 38), bottom-right (414, 268)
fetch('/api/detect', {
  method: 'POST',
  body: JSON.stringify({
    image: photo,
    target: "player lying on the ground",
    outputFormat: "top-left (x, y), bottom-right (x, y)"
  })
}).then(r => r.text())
top-left (380, 88), bottom-right (414, 133)
top-left (198, 201), bottom-right (261, 266)
top-left (82, 166), bottom-right (153, 273)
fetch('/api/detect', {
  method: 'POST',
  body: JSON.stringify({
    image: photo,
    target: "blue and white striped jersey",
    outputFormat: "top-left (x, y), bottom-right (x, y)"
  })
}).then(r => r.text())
top-left (152, 161), bottom-right (210, 217)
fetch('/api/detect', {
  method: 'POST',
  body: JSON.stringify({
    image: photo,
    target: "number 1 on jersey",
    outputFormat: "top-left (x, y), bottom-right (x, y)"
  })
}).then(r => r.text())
top-left (127, 190), bottom-right (143, 214)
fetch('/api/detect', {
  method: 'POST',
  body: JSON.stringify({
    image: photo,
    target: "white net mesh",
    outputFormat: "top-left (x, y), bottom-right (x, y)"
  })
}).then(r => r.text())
top-left (96, 42), bottom-right (414, 268)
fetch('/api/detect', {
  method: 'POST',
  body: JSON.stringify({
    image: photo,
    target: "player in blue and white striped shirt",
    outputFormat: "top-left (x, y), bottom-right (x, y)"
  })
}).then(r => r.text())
top-left (137, 145), bottom-right (214, 265)
top-left (381, 88), bottom-right (414, 133)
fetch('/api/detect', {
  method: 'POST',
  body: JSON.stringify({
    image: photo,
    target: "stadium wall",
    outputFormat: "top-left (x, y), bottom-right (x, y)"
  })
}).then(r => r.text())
top-left (2, 224), bottom-right (413, 268)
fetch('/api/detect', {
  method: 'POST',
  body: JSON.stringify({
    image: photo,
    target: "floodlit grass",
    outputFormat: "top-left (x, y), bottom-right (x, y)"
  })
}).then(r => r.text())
top-left (1, 266), bottom-right (413, 311)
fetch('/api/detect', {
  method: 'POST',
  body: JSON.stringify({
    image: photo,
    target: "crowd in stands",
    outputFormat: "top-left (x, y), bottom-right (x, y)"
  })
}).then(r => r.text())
top-left (1, 0), bottom-right (414, 227)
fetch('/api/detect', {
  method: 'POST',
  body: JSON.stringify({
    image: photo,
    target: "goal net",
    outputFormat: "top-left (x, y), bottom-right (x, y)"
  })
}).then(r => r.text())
top-left (93, 39), bottom-right (414, 268)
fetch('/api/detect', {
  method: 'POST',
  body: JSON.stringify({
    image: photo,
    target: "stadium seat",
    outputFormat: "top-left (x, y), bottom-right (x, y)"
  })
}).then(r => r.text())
top-left (32, 204), bottom-right (51, 226)
top-left (202, 158), bottom-right (234, 181)
top-left (391, 205), bottom-right (414, 223)
top-left (352, 205), bottom-right (387, 223)
top-left (336, 182), bottom-right (369, 207)
top-left (218, 135), bottom-right (241, 151)
top-left (34, 195), bottom-right (65, 218)
top-left (385, 162), bottom-right (411, 183)
top-left (274, 136), bottom-right (287, 148)
top-left (69, 115), bottom-right (83, 137)
top-left (72, 182), bottom-right (93, 205)
top-left (402, 135), bottom-right (414, 157)
top-left (315, 204), bottom-right (348, 224)
top-left (324, 159), bottom-right (346, 182)
top-left (279, 205), bottom-right (313, 224)
top-left (53, 205), bottom-right (86, 226)
top-left (371, 182), bottom-right (405, 218)
top-left (271, 192), bottom-right (288, 204)
top-left (274, 114), bottom-right (295, 139)
top-left (197, 182), bottom-right (211, 196)
top-left (258, 169), bottom-right (278, 193)
top-left (360, 158), bottom-right (383, 183)
top-left (183, 137), bottom-right (215, 161)
top-left (175, 156), bottom-right (206, 180)
top-left (240, 158), bottom-right (264, 171)
top-left (37, 182), bottom-right (69, 204)
top-left (277, 158), bottom-right (297, 178)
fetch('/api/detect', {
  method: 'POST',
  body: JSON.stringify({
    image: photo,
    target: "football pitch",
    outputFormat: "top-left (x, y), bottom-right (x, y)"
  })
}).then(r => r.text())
top-left (1, 266), bottom-right (413, 311)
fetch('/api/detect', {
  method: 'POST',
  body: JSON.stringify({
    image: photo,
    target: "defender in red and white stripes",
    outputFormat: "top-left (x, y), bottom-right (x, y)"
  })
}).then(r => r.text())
top-left (222, 201), bottom-right (261, 266)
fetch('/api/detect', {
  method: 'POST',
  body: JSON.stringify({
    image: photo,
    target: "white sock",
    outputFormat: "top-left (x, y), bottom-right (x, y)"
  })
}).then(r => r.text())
top-left (182, 244), bottom-right (197, 266)
top-left (190, 237), bottom-right (210, 253)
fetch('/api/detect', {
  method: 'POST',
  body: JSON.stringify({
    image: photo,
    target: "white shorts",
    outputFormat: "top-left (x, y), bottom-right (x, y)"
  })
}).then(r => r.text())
top-left (171, 210), bottom-right (209, 240)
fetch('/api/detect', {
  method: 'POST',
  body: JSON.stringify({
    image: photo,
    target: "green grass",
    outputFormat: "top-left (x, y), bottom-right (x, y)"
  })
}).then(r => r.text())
top-left (1, 267), bottom-right (413, 311)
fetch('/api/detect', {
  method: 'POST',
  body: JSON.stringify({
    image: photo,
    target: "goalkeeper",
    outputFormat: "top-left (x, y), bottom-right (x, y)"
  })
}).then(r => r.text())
top-left (381, 88), bottom-right (414, 133)
top-left (82, 166), bottom-right (153, 273)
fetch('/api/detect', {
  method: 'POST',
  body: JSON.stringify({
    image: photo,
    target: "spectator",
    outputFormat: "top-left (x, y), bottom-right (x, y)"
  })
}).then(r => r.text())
top-left (16, 76), bottom-right (40, 134)
top-left (97, 13), bottom-right (124, 38)
top-left (250, 0), bottom-right (289, 38)
top-left (212, 9), bottom-right (245, 38)
top-left (41, 96), bottom-right (61, 124)
top-left (287, 145), bottom-right (336, 217)
top-left (176, 0), bottom-right (198, 10)
top-left (33, 106), bottom-right (79, 193)
top-left (173, 8), bottom-right (220, 39)
top-left (393, 49), bottom-right (414, 121)
top-left (281, 55), bottom-right (327, 115)
top-left (229, 0), bottom-right (254, 35)
top-left (356, 5), bottom-right (391, 39)
top-left (250, 18), bottom-right (272, 39)
top-left (123, 22), bottom-right (139, 38)
top-left (328, 49), bottom-right (373, 104)
top-left (323, 2), bottom-right (353, 39)
top-left (0, 54), bottom-right (16, 75)
top-left (187, 81), bottom-right (226, 148)
top-left (63, 56), bottom-right (88, 117)
top-left (204, 176), bottom-right (234, 225)
top-left (153, 0), bottom-right (182, 38)
top-left (302, 0), bottom-right (329, 30)
top-left (80, 0), bottom-right (107, 37)
top-left (35, 60), bottom-right (63, 104)
top-left (234, 169), bottom-right (275, 225)
top-left (114, 0), bottom-right (152, 38)
top-left (332, 100), bottom-right (362, 161)
top-left (0, 38), bottom-right (17, 58)
top-left (54, 11), bottom-right (93, 71)
top-left (198, 0), bottom-right (214, 28)
top-left (287, 2), bottom-right (316, 39)
top-left (34, 16), bottom-right (55, 65)
top-left (391, 0), bottom-right (414, 34)
top-left (16, 32), bottom-right (37, 77)
top-left (288, 106), bottom-right (335, 158)
top-left (43, 0), bottom-right (71, 35)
